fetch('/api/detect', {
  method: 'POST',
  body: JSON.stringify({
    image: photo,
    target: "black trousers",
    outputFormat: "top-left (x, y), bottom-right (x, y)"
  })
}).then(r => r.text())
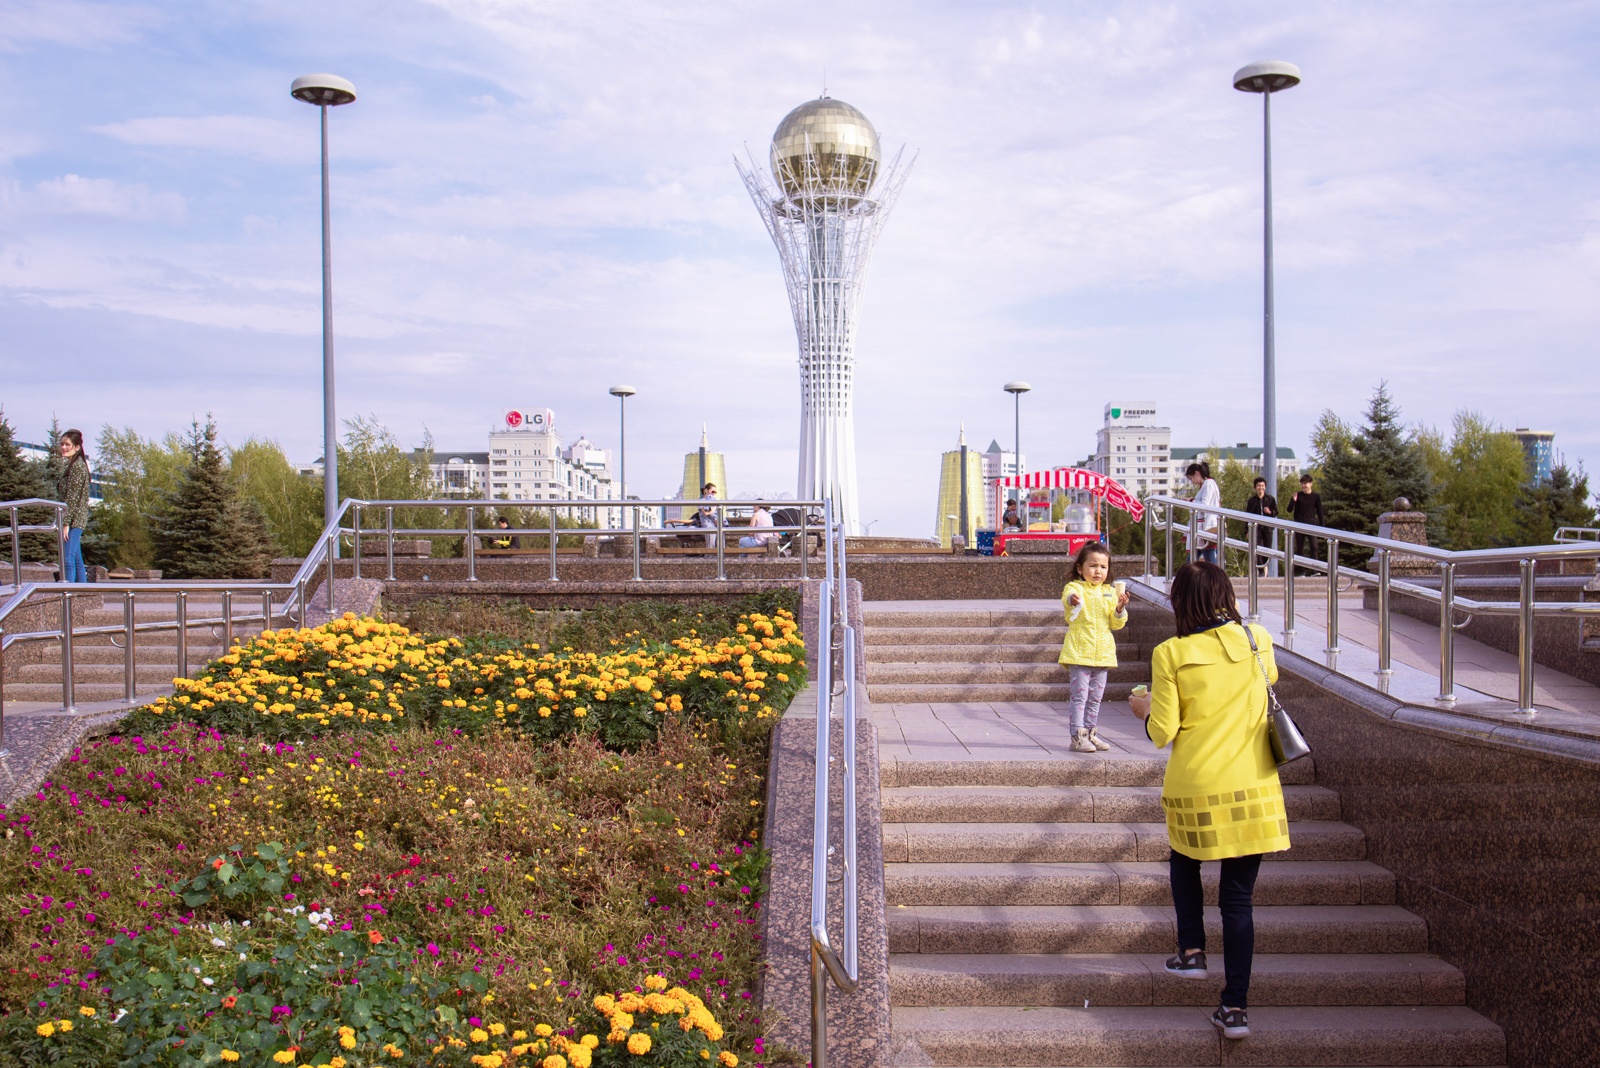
top-left (1292, 533), bottom-right (1322, 574)
top-left (1170, 850), bottom-right (1264, 1009)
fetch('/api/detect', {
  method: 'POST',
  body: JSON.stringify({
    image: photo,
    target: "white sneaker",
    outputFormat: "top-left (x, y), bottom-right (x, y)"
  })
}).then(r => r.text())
top-left (1087, 728), bottom-right (1111, 751)
top-left (1070, 729), bottom-right (1097, 753)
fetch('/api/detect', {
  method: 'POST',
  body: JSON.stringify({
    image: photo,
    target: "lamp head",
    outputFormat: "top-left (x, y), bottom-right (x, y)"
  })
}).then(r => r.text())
top-left (1003, 381), bottom-right (1033, 396)
top-left (608, 385), bottom-right (637, 398)
top-left (292, 73), bottom-right (357, 107)
top-left (1233, 61), bottom-right (1301, 93)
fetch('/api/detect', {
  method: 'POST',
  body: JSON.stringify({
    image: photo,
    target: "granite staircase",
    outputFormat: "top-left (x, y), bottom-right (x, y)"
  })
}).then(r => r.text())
top-left (867, 601), bottom-right (1507, 1067)
top-left (4, 592), bottom-right (236, 704)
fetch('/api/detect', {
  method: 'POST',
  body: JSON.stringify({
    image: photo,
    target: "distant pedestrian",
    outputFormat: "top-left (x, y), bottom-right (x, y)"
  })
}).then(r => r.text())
top-left (1130, 561), bottom-right (1290, 1041)
top-left (1244, 477), bottom-right (1277, 575)
top-left (56, 429), bottom-right (91, 583)
top-left (1002, 498), bottom-right (1022, 532)
top-left (739, 501), bottom-right (776, 548)
top-left (1058, 541), bottom-right (1128, 753)
top-left (487, 516), bottom-right (520, 550)
top-left (1288, 474), bottom-right (1325, 576)
top-left (1184, 462), bottom-right (1220, 565)
top-left (689, 482), bottom-right (720, 549)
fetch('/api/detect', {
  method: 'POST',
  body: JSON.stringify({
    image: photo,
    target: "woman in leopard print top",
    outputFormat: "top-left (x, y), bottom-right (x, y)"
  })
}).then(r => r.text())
top-left (57, 429), bottom-right (91, 583)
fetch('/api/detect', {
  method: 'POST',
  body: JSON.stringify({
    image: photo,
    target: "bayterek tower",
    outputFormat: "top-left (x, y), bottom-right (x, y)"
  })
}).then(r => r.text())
top-left (737, 96), bottom-right (911, 532)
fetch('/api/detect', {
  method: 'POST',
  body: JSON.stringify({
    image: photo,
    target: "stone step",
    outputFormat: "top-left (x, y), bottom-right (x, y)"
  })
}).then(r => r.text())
top-left (865, 608), bottom-right (1169, 629)
top-left (884, 860), bottom-right (1395, 908)
top-left (888, 904), bottom-right (1428, 956)
top-left (882, 785), bottom-right (1341, 825)
top-left (884, 821), bottom-right (1365, 865)
top-left (15, 661), bottom-right (217, 685)
top-left (2, 681), bottom-right (174, 703)
top-left (869, 663), bottom-right (1151, 685)
top-left (865, 625), bottom-right (1172, 646)
top-left (20, 645), bottom-right (226, 667)
top-left (890, 1004), bottom-right (1505, 1066)
top-left (871, 682), bottom-right (1139, 704)
top-left (889, 952), bottom-right (1465, 1007)
top-left (867, 643), bottom-right (1146, 664)
top-left (882, 756), bottom-right (1318, 790)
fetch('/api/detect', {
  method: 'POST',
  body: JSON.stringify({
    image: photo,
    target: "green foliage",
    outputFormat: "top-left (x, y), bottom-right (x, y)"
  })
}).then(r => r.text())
top-left (232, 439), bottom-right (325, 558)
top-left (92, 425), bottom-right (191, 569)
top-left (1310, 384), bottom-right (1431, 565)
top-left (150, 418), bottom-right (277, 578)
top-left (174, 842), bottom-right (299, 916)
top-left (1513, 465), bottom-right (1598, 545)
top-left (0, 408), bottom-right (57, 563)
top-left (1425, 410), bottom-right (1528, 549)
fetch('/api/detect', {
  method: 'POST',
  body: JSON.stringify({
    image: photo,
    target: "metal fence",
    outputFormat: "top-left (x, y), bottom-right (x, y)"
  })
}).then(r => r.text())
top-left (1143, 495), bottom-right (1600, 716)
top-left (2, 498), bottom-right (66, 588)
top-left (1556, 526), bottom-right (1600, 544)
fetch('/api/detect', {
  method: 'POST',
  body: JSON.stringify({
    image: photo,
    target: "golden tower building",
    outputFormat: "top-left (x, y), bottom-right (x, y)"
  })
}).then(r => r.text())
top-left (934, 425), bottom-right (987, 548)
top-left (677, 425), bottom-right (728, 520)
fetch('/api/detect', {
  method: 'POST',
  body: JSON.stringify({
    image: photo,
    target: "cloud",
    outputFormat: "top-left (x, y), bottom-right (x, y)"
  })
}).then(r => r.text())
top-left (4, 174), bottom-right (185, 222)
top-left (0, 0), bottom-right (156, 52)
top-left (91, 115), bottom-right (306, 163)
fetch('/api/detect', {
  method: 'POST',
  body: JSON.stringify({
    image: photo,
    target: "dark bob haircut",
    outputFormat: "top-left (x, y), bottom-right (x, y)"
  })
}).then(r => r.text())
top-left (1168, 561), bottom-right (1241, 637)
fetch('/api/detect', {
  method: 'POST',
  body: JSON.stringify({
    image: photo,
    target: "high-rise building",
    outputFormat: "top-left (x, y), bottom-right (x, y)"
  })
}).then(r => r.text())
top-left (1512, 428), bottom-right (1555, 484)
top-left (934, 426), bottom-right (987, 547)
top-left (737, 95), bottom-right (911, 532)
top-left (676, 426), bottom-right (728, 521)
top-left (1091, 404), bottom-right (1175, 498)
top-left (428, 409), bottom-right (623, 529)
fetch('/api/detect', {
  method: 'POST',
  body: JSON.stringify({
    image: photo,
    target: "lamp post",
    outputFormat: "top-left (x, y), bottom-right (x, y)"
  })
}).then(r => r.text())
top-left (609, 385), bottom-right (636, 531)
top-left (291, 73), bottom-right (357, 548)
top-left (1234, 60), bottom-right (1299, 577)
top-left (1003, 381), bottom-right (1031, 526)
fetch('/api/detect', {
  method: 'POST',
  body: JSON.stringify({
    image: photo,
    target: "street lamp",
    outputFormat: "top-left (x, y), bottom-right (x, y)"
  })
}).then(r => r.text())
top-left (1003, 381), bottom-right (1031, 527)
top-left (608, 385), bottom-right (637, 531)
top-left (291, 73), bottom-right (357, 547)
top-left (1234, 59), bottom-right (1299, 576)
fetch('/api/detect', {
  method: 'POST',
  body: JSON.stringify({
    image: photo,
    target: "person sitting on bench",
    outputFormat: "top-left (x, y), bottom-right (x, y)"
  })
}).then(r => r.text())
top-left (688, 483), bottom-right (719, 548)
top-left (485, 516), bottom-right (520, 550)
top-left (740, 501), bottom-right (776, 548)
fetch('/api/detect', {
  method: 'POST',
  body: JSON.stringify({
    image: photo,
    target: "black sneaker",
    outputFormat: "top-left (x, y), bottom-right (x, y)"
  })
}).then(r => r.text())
top-left (1164, 949), bottom-right (1207, 979)
top-left (1211, 1005), bottom-right (1249, 1039)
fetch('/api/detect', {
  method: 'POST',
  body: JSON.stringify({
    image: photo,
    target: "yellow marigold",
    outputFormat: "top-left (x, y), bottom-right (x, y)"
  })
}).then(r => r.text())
top-left (273, 1053), bottom-right (297, 1065)
top-left (568, 1046), bottom-right (593, 1068)
top-left (470, 1056), bottom-right (504, 1068)
top-left (78, 1006), bottom-right (96, 1017)
top-left (701, 1022), bottom-right (724, 1042)
top-left (383, 1045), bottom-right (405, 1059)
top-left (534, 1024), bottom-right (554, 1037)
top-left (512, 1031), bottom-right (528, 1041)
top-left (57, 1020), bottom-right (73, 1032)
top-left (542, 1057), bottom-right (567, 1068)
top-left (643, 974), bottom-right (669, 992)
top-left (36, 1023), bottom-right (55, 1037)
top-left (489, 1023), bottom-right (506, 1036)
top-left (580, 1035), bottom-right (599, 1050)
top-left (720, 1053), bottom-right (739, 1067)
top-left (607, 1030), bottom-right (628, 1045)
top-left (340, 1033), bottom-right (357, 1050)
top-left (626, 1034), bottom-right (652, 1056)
top-left (610, 1011), bottom-right (634, 1031)
top-left (330, 1059), bottom-right (347, 1068)
top-left (616, 993), bottom-right (645, 1014)
top-left (220, 1053), bottom-right (241, 1064)
top-left (470, 1029), bottom-right (490, 1043)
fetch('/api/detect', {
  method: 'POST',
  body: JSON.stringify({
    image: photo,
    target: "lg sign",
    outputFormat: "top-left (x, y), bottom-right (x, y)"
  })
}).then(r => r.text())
top-left (503, 409), bottom-right (555, 431)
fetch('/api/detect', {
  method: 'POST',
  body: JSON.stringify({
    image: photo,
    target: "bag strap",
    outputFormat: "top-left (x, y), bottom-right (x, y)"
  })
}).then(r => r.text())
top-left (1238, 622), bottom-right (1285, 714)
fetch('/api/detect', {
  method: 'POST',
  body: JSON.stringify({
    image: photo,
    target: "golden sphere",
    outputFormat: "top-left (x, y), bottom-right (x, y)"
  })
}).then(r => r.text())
top-left (769, 97), bottom-right (881, 197)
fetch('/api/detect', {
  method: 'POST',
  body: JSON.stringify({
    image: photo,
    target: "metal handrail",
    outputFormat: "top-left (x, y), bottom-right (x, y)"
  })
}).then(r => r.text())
top-left (809, 499), bottom-right (857, 1068)
top-left (1556, 526), bottom-right (1600, 543)
top-left (1142, 495), bottom-right (1600, 715)
top-left (1, 498), bottom-right (67, 588)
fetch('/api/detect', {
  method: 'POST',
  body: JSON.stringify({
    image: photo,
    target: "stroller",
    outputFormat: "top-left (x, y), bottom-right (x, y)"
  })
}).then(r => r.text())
top-left (770, 507), bottom-right (823, 557)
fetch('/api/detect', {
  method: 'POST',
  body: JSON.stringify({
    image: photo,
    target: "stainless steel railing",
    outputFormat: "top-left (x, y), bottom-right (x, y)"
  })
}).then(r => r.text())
top-left (1, 498), bottom-right (67, 587)
top-left (810, 498), bottom-right (858, 1068)
top-left (1555, 526), bottom-right (1600, 544)
top-left (1142, 495), bottom-right (1600, 715)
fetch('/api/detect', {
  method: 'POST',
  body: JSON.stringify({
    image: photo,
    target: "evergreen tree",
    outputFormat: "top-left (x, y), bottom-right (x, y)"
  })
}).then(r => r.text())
top-left (1314, 384), bottom-right (1431, 564)
top-left (150, 417), bottom-right (277, 578)
top-left (1429, 411), bottom-right (1526, 549)
top-left (0, 409), bottom-right (56, 562)
top-left (1513, 465), bottom-right (1598, 546)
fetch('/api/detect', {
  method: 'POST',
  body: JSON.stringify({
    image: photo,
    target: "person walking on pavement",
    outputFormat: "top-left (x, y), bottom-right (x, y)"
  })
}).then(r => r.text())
top-left (1184, 462), bottom-right (1221, 565)
top-left (1244, 476), bottom-right (1277, 575)
top-left (57, 428), bottom-right (91, 583)
top-left (1288, 474), bottom-right (1325, 576)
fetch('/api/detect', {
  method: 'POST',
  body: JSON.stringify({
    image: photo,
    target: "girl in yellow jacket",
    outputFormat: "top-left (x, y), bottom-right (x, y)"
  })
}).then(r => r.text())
top-left (1131, 560), bottom-right (1290, 1041)
top-left (1058, 541), bottom-right (1128, 752)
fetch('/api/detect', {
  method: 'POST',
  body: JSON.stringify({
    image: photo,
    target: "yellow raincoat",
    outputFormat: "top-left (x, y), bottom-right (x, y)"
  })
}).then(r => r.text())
top-left (1057, 580), bottom-right (1127, 668)
top-left (1147, 621), bottom-right (1291, 861)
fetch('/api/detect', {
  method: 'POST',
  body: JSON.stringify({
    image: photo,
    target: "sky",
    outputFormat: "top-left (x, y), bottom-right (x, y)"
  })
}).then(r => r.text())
top-left (1, 0), bottom-right (1597, 537)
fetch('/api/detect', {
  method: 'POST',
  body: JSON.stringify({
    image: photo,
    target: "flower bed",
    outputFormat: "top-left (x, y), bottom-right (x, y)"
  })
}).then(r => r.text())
top-left (0, 605), bottom-right (804, 1067)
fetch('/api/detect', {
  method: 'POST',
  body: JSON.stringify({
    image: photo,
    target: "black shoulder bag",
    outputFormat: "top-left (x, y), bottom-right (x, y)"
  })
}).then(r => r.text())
top-left (1240, 623), bottom-right (1311, 766)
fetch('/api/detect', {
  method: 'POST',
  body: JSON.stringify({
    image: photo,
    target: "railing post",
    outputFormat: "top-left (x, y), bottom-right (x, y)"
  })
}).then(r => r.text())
top-left (262, 590), bottom-right (274, 634)
top-left (1163, 504), bottom-right (1174, 581)
top-left (548, 505), bottom-right (559, 582)
top-left (1246, 520), bottom-right (1260, 622)
top-left (176, 591), bottom-right (189, 682)
top-left (297, 579), bottom-right (308, 629)
top-left (353, 505), bottom-right (363, 580)
top-left (0, 630), bottom-right (7, 753)
top-left (123, 591), bottom-right (136, 702)
top-left (631, 504), bottom-right (642, 582)
top-left (55, 505), bottom-right (65, 585)
top-left (1187, 508), bottom-right (1199, 566)
top-left (61, 590), bottom-right (76, 712)
top-left (384, 505), bottom-right (396, 581)
top-left (1516, 558), bottom-right (1537, 716)
top-left (715, 503), bottom-right (726, 581)
top-left (1375, 549), bottom-right (1392, 677)
top-left (1143, 510), bottom-right (1153, 579)
top-left (325, 536), bottom-right (336, 612)
top-left (1438, 562), bottom-right (1456, 704)
top-left (800, 510), bottom-right (809, 581)
top-left (222, 590), bottom-right (234, 655)
top-left (1325, 538), bottom-right (1341, 654)
top-left (8, 505), bottom-right (20, 587)
top-left (1282, 540), bottom-right (1297, 639)
top-left (466, 507), bottom-right (478, 582)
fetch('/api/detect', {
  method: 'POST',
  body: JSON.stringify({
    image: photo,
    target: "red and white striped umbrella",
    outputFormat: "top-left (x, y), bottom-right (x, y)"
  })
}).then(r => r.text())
top-left (996, 466), bottom-right (1145, 521)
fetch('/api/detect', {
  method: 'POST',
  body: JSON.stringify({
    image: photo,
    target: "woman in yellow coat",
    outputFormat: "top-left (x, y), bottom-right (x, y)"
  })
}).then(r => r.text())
top-left (1130, 561), bottom-right (1290, 1041)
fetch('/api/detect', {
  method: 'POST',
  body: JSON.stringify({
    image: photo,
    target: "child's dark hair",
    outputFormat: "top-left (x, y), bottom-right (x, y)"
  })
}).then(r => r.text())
top-left (1169, 561), bottom-right (1242, 636)
top-left (1069, 540), bottom-right (1113, 582)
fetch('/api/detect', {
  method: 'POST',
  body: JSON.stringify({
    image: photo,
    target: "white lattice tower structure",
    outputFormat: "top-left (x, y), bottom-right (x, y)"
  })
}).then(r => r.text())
top-left (736, 96), bottom-right (911, 532)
